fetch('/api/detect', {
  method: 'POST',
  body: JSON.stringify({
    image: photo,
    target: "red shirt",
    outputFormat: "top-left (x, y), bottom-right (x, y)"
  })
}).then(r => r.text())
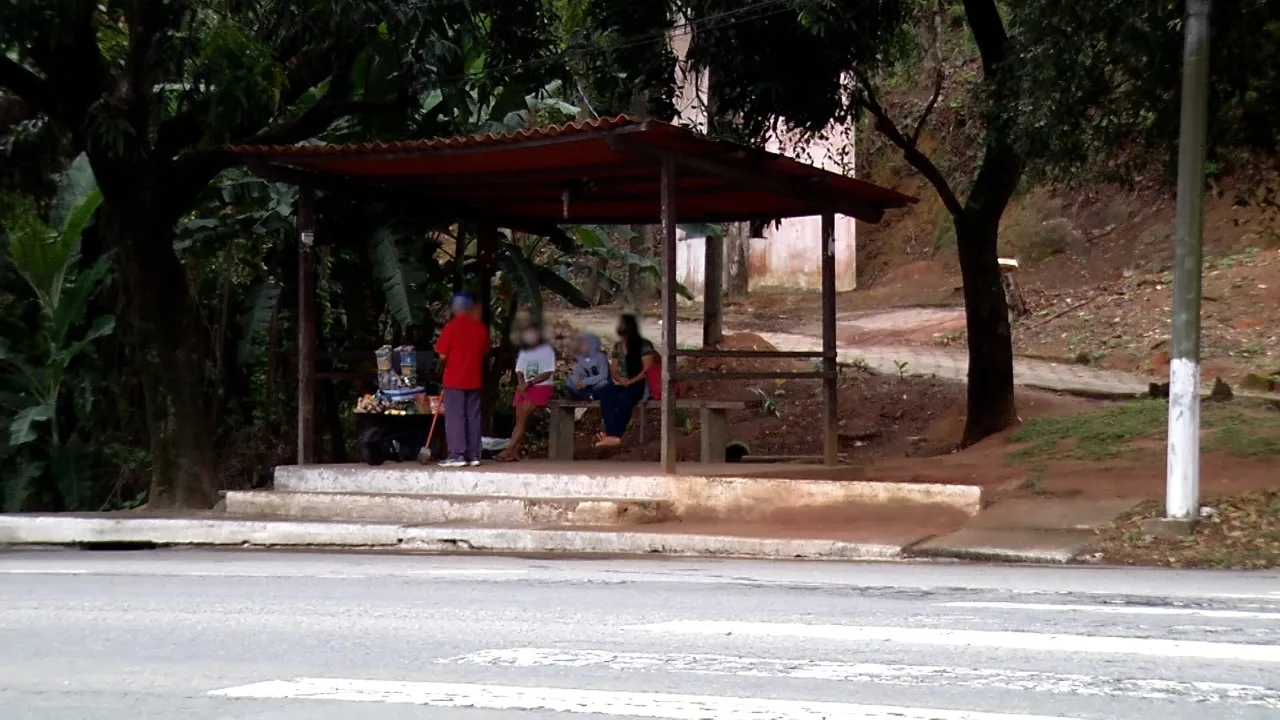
top-left (435, 315), bottom-right (489, 390)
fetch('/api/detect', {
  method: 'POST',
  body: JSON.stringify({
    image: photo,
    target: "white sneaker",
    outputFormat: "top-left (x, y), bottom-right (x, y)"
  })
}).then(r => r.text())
top-left (438, 458), bottom-right (466, 468)
top-left (467, 460), bottom-right (482, 467)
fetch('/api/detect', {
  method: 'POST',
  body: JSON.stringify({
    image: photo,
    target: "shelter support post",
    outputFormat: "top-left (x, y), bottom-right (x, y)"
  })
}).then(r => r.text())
top-left (297, 188), bottom-right (317, 465)
top-left (660, 155), bottom-right (679, 473)
top-left (477, 222), bottom-right (500, 434)
top-left (821, 212), bottom-right (838, 466)
top-left (477, 222), bottom-right (499, 329)
top-left (703, 230), bottom-right (724, 347)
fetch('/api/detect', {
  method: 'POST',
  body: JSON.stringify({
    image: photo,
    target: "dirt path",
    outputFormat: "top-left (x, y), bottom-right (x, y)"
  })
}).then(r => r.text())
top-left (555, 308), bottom-right (1152, 397)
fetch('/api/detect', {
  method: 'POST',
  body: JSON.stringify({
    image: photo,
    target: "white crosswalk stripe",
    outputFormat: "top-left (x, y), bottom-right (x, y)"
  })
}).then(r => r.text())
top-left (210, 678), bottom-right (1076, 719)
top-left (208, 600), bottom-right (1280, 717)
top-left (939, 601), bottom-right (1280, 620)
top-left (439, 648), bottom-right (1280, 709)
top-left (629, 620), bottom-right (1280, 662)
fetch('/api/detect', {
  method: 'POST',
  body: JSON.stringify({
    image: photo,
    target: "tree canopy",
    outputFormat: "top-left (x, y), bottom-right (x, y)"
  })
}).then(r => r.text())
top-left (1010, 0), bottom-right (1280, 180)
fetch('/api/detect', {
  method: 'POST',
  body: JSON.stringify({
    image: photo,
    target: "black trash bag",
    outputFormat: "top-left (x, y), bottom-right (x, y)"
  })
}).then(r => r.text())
top-left (358, 426), bottom-right (392, 466)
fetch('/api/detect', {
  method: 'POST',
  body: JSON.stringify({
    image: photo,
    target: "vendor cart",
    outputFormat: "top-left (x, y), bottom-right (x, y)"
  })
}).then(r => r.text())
top-left (353, 345), bottom-right (443, 465)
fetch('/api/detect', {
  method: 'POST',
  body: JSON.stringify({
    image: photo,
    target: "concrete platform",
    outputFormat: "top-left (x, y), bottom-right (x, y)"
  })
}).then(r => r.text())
top-left (275, 463), bottom-right (667, 500)
top-left (911, 528), bottom-right (1099, 564)
top-left (274, 462), bottom-right (984, 519)
top-left (224, 490), bottom-right (673, 526)
top-left (910, 498), bottom-right (1142, 563)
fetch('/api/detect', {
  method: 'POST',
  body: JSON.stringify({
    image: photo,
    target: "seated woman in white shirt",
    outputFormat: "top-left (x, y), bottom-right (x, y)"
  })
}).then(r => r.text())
top-left (496, 325), bottom-right (556, 462)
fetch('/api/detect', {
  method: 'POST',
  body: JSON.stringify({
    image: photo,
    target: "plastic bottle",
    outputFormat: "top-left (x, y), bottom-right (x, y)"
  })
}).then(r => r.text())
top-left (375, 346), bottom-right (393, 391)
top-left (397, 345), bottom-right (417, 388)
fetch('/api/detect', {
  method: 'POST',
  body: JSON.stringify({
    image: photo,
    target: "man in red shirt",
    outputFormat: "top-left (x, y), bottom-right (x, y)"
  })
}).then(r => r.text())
top-left (434, 292), bottom-right (489, 467)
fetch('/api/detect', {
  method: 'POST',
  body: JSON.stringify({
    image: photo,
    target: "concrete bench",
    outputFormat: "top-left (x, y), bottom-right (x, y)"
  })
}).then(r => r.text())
top-left (548, 398), bottom-right (748, 463)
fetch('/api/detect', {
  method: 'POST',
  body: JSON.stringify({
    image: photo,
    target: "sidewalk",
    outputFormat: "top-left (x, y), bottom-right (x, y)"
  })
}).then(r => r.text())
top-left (0, 496), bottom-right (1138, 564)
top-left (561, 311), bottom-right (1152, 398)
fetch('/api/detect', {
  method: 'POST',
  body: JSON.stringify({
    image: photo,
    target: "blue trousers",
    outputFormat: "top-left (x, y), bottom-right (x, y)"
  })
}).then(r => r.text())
top-left (598, 382), bottom-right (647, 437)
top-left (442, 388), bottom-right (482, 461)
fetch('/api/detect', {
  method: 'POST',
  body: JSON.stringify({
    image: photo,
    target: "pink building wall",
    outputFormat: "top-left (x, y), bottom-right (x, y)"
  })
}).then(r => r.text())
top-left (670, 23), bottom-right (858, 298)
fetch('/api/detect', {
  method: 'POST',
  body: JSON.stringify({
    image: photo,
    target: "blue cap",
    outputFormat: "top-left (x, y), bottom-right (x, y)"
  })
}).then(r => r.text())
top-left (451, 292), bottom-right (476, 311)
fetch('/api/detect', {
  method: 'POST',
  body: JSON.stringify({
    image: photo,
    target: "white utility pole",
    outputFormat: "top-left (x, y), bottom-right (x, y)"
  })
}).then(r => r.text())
top-left (1165, 0), bottom-right (1212, 521)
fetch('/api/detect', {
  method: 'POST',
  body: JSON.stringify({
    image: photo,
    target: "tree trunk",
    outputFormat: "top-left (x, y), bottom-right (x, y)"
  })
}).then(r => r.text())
top-left (723, 222), bottom-right (750, 299)
top-left (100, 201), bottom-right (220, 508)
top-left (954, 212), bottom-right (1016, 446)
top-left (627, 224), bottom-right (644, 299)
top-left (583, 255), bottom-right (605, 305)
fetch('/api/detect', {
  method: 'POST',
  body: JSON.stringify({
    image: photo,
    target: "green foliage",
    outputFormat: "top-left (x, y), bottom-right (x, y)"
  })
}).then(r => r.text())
top-left (555, 0), bottom-right (677, 118)
top-left (0, 154), bottom-right (116, 511)
top-left (564, 224), bottom-right (693, 305)
top-left (751, 387), bottom-right (781, 418)
top-left (1009, 0), bottom-right (1280, 179)
top-left (677, 0), bottom-right (918, 142)
top-left (238, 280), bottom-right (283, 365)
top-left (368, 225), bottom-right (423, 330)
top-left (499, 235), bottom-right (593, 324)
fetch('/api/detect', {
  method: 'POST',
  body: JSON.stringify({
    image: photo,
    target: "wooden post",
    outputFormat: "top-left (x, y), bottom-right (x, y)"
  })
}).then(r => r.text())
top-left (821, 212), bottom-right (838, 466)
top-left (476, 222), bottom-right (499, 329)
top-left (699, 407), bottom-right (728, 464)
top-left (660, 156), bottom-right (679, 473)
top-left (703, 230), bottom-right (724, 347)
top-left (477, 222), bottom-right (499, 434)
top-left (296, 188), bottom-right (317, 465)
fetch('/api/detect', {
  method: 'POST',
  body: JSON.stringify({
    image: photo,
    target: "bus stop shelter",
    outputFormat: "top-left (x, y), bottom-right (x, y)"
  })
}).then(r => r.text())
top-left (231, 116), bottom-right (917, 472)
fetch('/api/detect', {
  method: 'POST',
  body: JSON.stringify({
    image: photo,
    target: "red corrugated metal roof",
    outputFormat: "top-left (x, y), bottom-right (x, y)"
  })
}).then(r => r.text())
top-left (229, 115), bottom-right (639, 157)
top-left (230, 117), bottom-right (916, 225)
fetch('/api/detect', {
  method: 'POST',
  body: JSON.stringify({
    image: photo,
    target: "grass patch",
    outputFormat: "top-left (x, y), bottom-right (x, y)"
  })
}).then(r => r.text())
top-left (1008, 400), bottom-right (1166, 461)
top-left (1009, 399), bottom-right (1280, 463)
top-left (1203, 409), bottom-right (1280, 457)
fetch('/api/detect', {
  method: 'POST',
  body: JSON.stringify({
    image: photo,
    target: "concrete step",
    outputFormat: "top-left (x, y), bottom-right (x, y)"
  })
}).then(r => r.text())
top-left (275, 464), bottom-right (667, 500)
top-left (224, 490), bottom-right (673, 527)
top-left (0, 514), bottom-right (904, 560)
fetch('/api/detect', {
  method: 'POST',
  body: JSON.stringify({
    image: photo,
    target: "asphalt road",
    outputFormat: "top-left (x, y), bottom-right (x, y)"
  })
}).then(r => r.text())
top-left (1, 550), bottom-right (1278, 719)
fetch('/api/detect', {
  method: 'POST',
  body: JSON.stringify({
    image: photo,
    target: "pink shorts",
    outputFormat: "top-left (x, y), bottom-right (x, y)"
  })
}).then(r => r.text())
top-left (514, 384), bottom-right (554, 407)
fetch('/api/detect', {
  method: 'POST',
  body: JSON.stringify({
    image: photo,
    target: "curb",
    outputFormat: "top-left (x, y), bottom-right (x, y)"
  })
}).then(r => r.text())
top-left (402, 526), bottom-right (903, 560)
top-left (0, 516), bottom-right (406, 548)
top-left (0, 516), bottom-right (903, 561)
top-left (906, 528), bottom-right (1096, 564)
top-left (907, 545), bottom-right (1078, 564)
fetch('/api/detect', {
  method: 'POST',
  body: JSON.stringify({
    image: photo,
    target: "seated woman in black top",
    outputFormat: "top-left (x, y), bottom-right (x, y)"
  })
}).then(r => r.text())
top-left (594, 314), bottom-right (657, 448)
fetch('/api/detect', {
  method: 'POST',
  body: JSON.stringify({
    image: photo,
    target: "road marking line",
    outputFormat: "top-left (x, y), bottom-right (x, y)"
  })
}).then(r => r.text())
top-left (0, 568), bottom-right (523, 579)
top-left (941, 601), bottom-right (1280, 620)
top-left (629, 621), bottom-right (1280, 663)
top-left (405, 569), bottom-right (526, 576)
top-left (209, 678), bottom-right (1074, 719)
top-left (439, 648), bottom-right (1280, 708)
